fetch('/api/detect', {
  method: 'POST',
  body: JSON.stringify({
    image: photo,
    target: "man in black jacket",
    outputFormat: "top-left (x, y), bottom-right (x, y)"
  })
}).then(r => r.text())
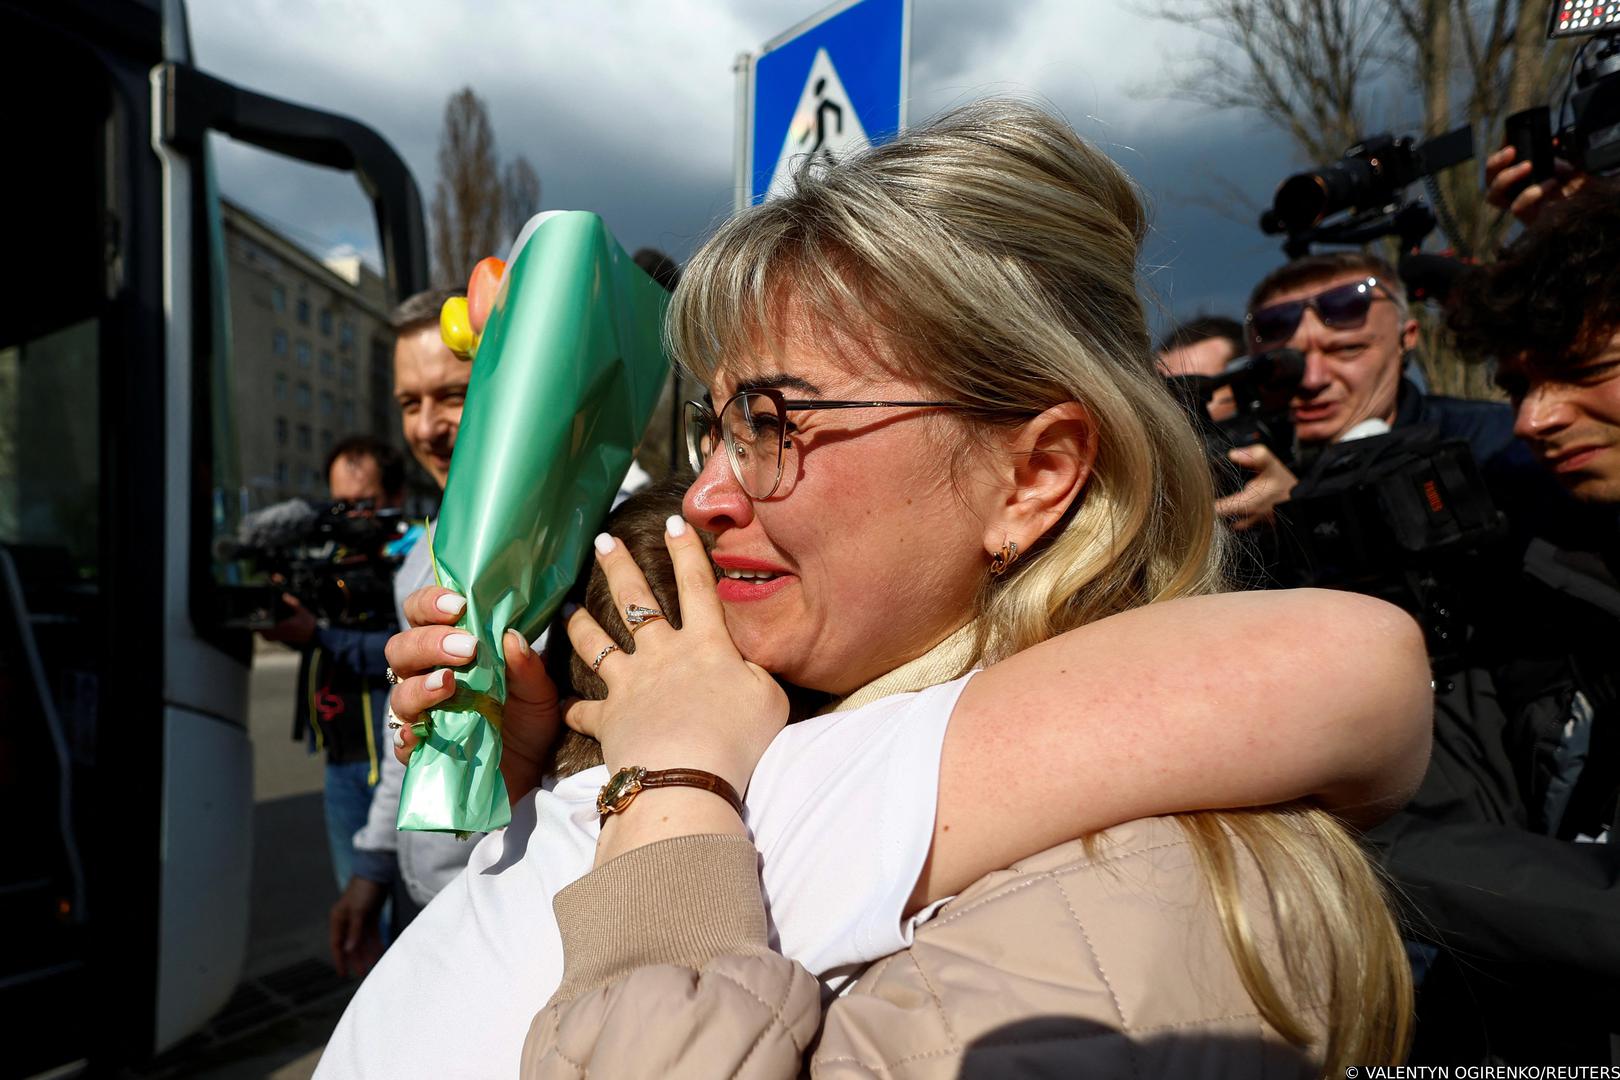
top-left (1217, 251), bottom-right (1552, 531)
top-left (259, 435), bottom-right (410, 893)
top-left (1368, 180), bottom-right (1620, 1064)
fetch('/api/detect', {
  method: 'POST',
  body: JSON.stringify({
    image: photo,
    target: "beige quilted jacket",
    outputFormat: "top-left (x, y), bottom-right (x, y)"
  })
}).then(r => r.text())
top-left (520, 818), bottom-right (1326, 1078)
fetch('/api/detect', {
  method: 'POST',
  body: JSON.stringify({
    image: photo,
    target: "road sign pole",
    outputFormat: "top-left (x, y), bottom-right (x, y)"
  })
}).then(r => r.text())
top-left (733, 52), bottom-right (754, 214)
top-left (898, 0), bottom-right (911, 129)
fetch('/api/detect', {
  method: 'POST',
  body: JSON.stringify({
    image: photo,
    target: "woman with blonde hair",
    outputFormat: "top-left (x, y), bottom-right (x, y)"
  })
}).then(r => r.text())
top-left (347, 100), bottom-right (1430, 1080)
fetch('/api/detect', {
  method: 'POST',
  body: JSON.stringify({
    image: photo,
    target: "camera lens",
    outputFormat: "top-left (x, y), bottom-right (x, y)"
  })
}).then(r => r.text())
top-left (1271, 158), bottom-right (1373, 232)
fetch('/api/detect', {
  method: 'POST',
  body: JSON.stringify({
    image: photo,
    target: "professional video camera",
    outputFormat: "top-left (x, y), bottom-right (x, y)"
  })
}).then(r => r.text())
top-left (1500, 4), bottom-right (1620, 188)
top-left (1276, 427), bottom-right (1507, 669)
top-left (1167, 347), bottom-right (1305, 497)
top-left (1260, 123), bottom-right (1476, 260)
top-left (215, 498), bottom-right (411, 631)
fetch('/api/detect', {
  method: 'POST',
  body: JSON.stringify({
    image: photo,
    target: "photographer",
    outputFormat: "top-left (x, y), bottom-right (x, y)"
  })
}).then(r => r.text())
top-left (1219, 251), bottom-right (1533, 531)
top-left (1155, 314), bottom-right (1244, 421)
top-left (1367, 179), bottom-right (1620, 1064)
top-left (259, 435), bottom-right (409, 893)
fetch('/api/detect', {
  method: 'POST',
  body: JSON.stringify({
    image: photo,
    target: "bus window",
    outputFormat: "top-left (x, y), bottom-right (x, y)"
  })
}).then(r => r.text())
top-left (0, 320), bottom-right (102, 573)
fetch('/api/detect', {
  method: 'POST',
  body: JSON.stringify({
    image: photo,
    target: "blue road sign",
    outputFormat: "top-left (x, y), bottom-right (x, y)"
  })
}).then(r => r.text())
top-left (740, 0), bottom-right (910, 207)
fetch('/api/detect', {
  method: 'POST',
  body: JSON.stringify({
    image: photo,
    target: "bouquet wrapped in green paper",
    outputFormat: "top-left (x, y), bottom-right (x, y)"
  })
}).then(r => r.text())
top-left (397, 211), bottom-right (671, 833)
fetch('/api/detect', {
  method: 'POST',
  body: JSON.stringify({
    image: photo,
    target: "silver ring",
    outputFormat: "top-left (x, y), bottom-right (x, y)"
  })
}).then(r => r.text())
top-left (385, 667), bottom-right (400, 686)
top-left (590, 642), bottom-right (621, 673)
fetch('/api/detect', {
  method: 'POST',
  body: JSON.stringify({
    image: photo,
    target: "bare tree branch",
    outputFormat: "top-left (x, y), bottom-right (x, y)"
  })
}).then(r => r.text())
top-left (502, 156), bottom-right (542, 245)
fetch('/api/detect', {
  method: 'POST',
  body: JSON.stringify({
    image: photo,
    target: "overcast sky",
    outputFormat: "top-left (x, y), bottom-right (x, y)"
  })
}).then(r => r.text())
top-left (187, 0), bottom-right (1310, 337)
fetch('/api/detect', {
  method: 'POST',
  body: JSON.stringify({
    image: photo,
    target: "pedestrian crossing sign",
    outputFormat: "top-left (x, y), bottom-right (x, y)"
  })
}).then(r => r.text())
top-left (738, 0), bottom-right (910, 208)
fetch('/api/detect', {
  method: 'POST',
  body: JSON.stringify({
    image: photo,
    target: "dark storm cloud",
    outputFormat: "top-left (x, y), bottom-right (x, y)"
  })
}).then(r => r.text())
top-left (188, 0), bottom-right (1303, 334)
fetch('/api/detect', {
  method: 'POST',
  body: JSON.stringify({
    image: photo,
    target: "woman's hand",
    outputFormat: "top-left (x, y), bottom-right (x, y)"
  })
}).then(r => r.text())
top-left (386, 586), bottom-right (560, 803)
top-left (562, 517), bottom-right (788, 864)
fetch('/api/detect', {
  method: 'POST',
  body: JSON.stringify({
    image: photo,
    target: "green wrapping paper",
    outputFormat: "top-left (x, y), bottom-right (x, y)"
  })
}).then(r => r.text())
top-left (397, 211), bottom-right (671, 833)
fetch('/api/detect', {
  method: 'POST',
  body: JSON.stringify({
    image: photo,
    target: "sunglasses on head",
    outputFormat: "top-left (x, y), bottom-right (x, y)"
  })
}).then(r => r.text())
top-left (1246, 277), bottom-right (1394, 349)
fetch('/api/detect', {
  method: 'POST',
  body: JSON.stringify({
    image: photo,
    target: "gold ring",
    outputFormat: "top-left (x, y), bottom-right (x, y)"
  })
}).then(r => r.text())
top-left (590, 642), bottom-right (621, 673)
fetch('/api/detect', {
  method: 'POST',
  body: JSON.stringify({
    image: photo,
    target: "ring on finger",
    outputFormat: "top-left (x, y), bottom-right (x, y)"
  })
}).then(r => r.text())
top-left (590, 642), bottom-right (621, 673)
top-left (385, 667), bottom-right (400, 686)
top-left (624, 603), bottom-right (667, 635)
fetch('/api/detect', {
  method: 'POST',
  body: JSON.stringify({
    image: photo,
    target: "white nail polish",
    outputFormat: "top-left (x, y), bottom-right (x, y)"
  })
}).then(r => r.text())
top-left (506, 629), bottom-right (532, 655)
top-left (393, 730), bottom-right (406, 749)
top-left (436, 593), bottom-right (468, 616)
top-left (666, 515), bottom-right (688, 537)
top-left (426, 669), bottom-right (447, 690)
top-left (594, 533), bottom-right (614, 555)
top-left (444, 633), bottom-right (477, 658)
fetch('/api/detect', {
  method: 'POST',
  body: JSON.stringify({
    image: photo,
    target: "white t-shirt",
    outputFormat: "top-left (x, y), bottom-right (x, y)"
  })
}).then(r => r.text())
top-left (316, 673), bottom-right (972, 1080)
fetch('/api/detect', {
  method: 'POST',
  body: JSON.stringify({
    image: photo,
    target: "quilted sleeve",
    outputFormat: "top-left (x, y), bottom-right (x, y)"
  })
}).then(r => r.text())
top-left (519, 834), bottom-right (822, 1079)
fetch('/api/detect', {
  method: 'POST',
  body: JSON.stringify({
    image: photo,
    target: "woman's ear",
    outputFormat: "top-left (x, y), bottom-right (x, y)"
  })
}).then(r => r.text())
top-left (981, 402), bottom-right (1096, 557)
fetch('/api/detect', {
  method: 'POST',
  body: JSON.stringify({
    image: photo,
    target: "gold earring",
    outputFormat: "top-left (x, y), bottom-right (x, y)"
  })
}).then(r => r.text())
top-left (989, 539), bottom-right (1020, 577)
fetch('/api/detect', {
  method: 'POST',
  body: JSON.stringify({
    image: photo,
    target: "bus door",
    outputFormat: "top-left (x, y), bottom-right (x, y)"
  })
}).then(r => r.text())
top-left (0, 1), bottom-right (426, 1072)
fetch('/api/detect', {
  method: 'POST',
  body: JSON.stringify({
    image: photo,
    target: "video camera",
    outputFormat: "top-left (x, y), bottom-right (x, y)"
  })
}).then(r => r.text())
top-left (1502, 4), bottom-right (1620, 186)
top-left (1167, 347), bottom-right (1305, 497)
top-left (1260, 125), bottom-right (1475, 262)
top-left (1277, 427), bottom-right (1507, 669)
top-left (215, 498), bottom-right (410, 631)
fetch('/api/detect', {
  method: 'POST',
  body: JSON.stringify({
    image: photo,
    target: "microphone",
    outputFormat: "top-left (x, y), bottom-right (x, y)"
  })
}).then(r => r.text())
top-left (217, 498), bottom-right (321, 559)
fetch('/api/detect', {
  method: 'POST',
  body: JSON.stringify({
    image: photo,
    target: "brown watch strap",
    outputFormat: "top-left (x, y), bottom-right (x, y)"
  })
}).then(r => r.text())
top-left (597, 766), bottom-right (744, 820)
top-left (638, 768), bottom-right (744, 817)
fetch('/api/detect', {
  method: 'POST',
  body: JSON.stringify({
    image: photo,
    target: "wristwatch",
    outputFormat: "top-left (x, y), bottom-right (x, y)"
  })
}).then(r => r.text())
top-left (596, 766), bottom-right (744, 820)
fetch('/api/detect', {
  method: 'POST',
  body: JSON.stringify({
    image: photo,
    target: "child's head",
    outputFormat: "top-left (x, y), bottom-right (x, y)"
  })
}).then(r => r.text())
top-left (545, 476), bottom-right (696, 777)
top-left (544, 474), bottom-right (824, 778)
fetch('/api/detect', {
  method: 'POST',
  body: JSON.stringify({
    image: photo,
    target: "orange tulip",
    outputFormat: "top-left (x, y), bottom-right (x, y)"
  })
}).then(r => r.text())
top-left (467, 256), bottom-right (507, 335)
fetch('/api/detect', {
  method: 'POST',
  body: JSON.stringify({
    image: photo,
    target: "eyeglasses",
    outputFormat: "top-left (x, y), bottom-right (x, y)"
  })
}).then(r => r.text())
top-left (1246, 277), bottom-right (1395, 350)
top-left (684, 388), bottom-right (965, 499)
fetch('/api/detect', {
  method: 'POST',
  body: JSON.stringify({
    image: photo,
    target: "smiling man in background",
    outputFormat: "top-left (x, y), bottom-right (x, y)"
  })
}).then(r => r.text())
top-left (328, 288), bottom-right (476, 976)
top-left (1364, 177), bottom-right (1620, 1065)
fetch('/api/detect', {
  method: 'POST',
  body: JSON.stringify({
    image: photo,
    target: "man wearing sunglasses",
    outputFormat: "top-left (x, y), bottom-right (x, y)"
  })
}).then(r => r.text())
top-left (1219, 252), bottom-right (1525, 532)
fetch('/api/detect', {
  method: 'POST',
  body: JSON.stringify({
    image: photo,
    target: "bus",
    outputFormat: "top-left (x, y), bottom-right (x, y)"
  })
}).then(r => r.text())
top-left (0, 0), bottom-right (426, 1072)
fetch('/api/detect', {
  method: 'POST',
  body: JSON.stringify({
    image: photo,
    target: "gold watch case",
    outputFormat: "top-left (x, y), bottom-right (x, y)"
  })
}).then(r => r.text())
top-left (597, 766), bottom-right (648, 816)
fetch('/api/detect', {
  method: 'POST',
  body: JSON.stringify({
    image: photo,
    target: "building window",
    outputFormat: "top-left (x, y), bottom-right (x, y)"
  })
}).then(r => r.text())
top-left (340, 359), bottom-right (355, 386)
top-left (320, 309), bottom-right (333, 336)
top-left (341, 400), bottom-right (356, 428)
top-left (320, 429), bottom-right (333, 450)
top-left (274, 417), bottom-right (288, 446)
top-left (275, 460), bottom-right (288, 485)
top-left (296, 382), bottom-right (311, 409)
top-left (305, 466), bottom-right (323, 491)
top-left (297, 424), bottom-right (311, 451)
top-left (273, 373), bottom-right (288, 401)
top-left (272, 284), bottom-right (286, 313)
top-left (272, 329), bottom-right (288, 357)
top-left (296, 298), bottom-right (310, 325)
top-left (319, 350), bottom-right (335, 377)
top-left (296, 340), bottom-right (311, 368)
top-left (340, 320), bottom-right (356, 349)
top-left (320, 390), bottom-right (335, 416)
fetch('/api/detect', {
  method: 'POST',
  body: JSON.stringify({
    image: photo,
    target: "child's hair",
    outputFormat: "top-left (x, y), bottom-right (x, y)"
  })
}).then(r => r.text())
top-left (543, 474), bottom-right (825, 779)
top-left (545, 476), bottom-right (694, 778)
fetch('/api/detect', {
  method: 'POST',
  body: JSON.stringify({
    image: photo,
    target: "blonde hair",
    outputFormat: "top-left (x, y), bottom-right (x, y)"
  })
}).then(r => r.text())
top-left (670, 98), bottom-right (1410, 1069)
